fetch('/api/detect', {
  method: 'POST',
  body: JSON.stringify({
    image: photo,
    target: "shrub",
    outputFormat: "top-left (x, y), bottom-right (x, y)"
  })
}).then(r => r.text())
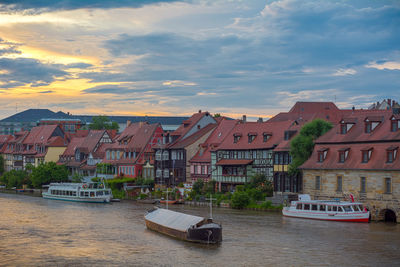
top-left (231, 191), bottom-right (250, 209)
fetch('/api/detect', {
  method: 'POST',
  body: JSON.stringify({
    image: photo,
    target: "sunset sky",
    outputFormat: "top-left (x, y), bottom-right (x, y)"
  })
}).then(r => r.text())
top-left (0, 0), bottom-right (399, 120)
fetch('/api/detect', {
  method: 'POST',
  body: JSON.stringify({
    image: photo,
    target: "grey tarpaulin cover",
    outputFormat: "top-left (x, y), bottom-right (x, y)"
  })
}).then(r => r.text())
top-left (145, 208), bottom-right (204, 232)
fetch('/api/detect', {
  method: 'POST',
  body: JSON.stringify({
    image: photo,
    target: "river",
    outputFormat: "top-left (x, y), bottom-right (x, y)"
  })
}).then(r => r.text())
top-left (0, 193), bottom-right (399, 266)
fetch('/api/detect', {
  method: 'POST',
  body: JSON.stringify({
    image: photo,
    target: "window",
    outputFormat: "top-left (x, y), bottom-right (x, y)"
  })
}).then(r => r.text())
top-left (304, 204), bottom-right (310, 210)
top-left (339, 151), bottom-right (345, 163)
top-left (339, 148), bottom-right (349, 163)
top-left (312, 205), bottom-right (318, 211)
top-left (391, 119), bottom-right (398, 132)
top-left (319, 205), bottom-right (326, 211)
top-left (155, 150), bottom-right (161, 160)
top-left (318, 152), bottom-right (324, 162)
top-left (336, 176), bottom-right (342, 192)
top-left (296, 203), bottom-right (302, 210)
top-left (385, 178), bottom-right (391, 194)
top-left (233, 134), bottom-right (241, 143)
top-left (162, 151), bottom-right (169, 160)
top-left (263, 134), bottom-right (271, 142)
top-left (248, 134), bottom-right (256, 143)
top-left (365, 122), bottom-right (372, 133)
top-left (362, 151), bottom-right (369, 163)
top-left (360, 177), bottom-right (366, 193)
top-left (156, 169), bottom-right (162, 178)
top-left (315, 176), bottom-right (321, 190)
top-left (386, 147), bottom-right (397, 163)
top-left (340, 124), bottom-right (347, 134)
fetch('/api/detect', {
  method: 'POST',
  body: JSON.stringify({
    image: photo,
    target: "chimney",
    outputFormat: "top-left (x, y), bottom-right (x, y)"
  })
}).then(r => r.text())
top-left (242, 115), bottom-right (247, 123)
top-left (126, 120), bottom-right (131, 127)
top-left (388, 99), bottom-right (392, 107)
top-left (199, 110), bottom-right (202, 113)
top-left (257, 117), bottom-right (263, 123)
top-left (197, 125), bottom-right (201, 130)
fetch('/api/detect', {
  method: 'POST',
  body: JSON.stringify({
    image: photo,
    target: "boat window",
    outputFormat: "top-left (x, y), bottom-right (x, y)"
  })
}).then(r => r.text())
top-left (304, 204), bottom-right (310, 210)
top-left (319, 205), bottom-right (326, 211)
top-left (84, 192), bottom-right (89, 197)
top-left (81, 192), bottom-right (84, 197)
top-left (96, 191), bottom-right (104, 196)
top-left (352, 205), bottom-right (359, 211)
top-left (338, 207), bottom-right (344, 212)
top-left (90, 192), bottom-right (95, 197)
top-left (105, 191), bottom-right (109, 195)
top-left (296, 203), bottom-right (302, 210)
top-left (343, 206), bottom-right (352, 212)
top-left (327, 206), bottom-right (332, 211)
top-left (312, 204), bottom-right (318, 211)
top-left (93, 183), bottom-right (98, 189)
top-left (72, 192), bottom-right (76, 196)
top-left (333, 206), bottom-right (337, 212)
top-left (359, 205), bottom-right (364, 211)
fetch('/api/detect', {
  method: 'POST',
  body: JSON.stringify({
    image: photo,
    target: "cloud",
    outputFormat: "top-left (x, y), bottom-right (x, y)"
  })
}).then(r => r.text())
top-left (39, 90), bottom-right (54, 93)
top-left (332, 68), bottom-right (357, 76)
top-left (0, 57), bottom-right (68, 89)
top-left (365, 61), bottom-right (400, 71)
top-left (0, 0), bottom-right (187, 12)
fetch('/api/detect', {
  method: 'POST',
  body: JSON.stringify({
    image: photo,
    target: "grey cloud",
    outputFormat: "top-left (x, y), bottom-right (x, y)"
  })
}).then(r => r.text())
top-left (0, 58), bottom-right (68, 89)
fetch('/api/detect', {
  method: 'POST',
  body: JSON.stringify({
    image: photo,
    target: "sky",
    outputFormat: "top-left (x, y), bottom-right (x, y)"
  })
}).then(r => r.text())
top-left (0, 0), bottom-right (399, 120)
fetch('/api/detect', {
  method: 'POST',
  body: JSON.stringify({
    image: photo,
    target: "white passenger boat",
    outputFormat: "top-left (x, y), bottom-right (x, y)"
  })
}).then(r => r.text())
top-left (42, 182), bottom-right (112, 203)
top-left (282, 194), bottom-right (370, 222)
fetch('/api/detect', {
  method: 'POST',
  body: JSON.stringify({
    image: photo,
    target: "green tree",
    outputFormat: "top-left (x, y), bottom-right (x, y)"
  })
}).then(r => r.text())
top-left (192, 180), bottom-right (204, 195)
top-left (289, 119), bottom-right (333, 176)
top-left (214, 113), bottom-right (221, 118)
top-left (0, 155), bottom-right (4, 176)
top-left (0, 170), bottom-right (29, 189)
top-left (30, 162), bottom-right (69, 188)
top-left (89, 115), bottom-right (119, 131)
top-left (71, 173), bottom-right (83, 183)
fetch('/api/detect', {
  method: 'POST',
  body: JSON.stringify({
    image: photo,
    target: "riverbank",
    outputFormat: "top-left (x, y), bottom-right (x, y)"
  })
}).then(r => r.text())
top-left (0, 188), bottom-right (42, 197)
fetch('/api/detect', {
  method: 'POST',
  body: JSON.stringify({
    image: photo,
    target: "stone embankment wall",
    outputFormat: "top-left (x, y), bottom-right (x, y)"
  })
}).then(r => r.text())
top-left (303, 169), bottom-right (399, 221)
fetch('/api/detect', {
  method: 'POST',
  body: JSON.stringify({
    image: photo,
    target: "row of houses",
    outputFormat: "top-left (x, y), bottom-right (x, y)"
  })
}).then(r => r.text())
top-left (0, 100), bottom-right (399, 221)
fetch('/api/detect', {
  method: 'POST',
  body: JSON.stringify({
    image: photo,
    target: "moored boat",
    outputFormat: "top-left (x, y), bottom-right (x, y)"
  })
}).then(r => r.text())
top-left (282, 194), bottom-right (370, 222)
top-left (144, 207), bottom-right (222, 244)
top-left (42, 182), bottom-right (112, 203)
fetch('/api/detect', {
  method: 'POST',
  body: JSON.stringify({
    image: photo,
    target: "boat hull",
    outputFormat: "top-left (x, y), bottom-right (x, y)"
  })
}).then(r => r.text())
top-left (42, 193), bottom-right (111, 203)
top-left (282, 208), bottom-right (369, 222)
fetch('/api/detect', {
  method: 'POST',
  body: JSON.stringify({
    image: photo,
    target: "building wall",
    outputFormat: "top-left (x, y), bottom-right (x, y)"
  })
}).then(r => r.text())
top-left (185, 130), bottom-right (214, 183)
top-left (45, 147), bottom-right (67, 164)
top-left (303, 169), bottom-right (400, 221)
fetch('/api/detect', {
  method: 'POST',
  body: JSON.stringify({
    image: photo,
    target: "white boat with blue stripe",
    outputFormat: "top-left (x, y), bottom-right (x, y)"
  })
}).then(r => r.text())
top-left (42, 182), bottom-right (112, 203)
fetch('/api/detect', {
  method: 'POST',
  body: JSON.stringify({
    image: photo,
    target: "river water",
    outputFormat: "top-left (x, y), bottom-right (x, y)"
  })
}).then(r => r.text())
top-left (0, 194), bottom-right (399, 266)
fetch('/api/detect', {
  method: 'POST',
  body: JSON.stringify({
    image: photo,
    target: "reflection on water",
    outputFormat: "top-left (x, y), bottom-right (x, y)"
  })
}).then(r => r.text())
top-left (0, 194), bottom-right (399, 266)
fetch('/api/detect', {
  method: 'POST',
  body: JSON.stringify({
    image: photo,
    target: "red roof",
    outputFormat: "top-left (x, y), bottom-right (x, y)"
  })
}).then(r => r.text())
top-left (302, 109), bottom-right (400, 171)
top-left (301, 142), bottom-right (400, 170)
top-left (190, 118), bottom-right (238, 163)
top-left (62, 137), bottom-right (85, 156)
top-left (217, 120), bottom-right (294, 150)
top-left (317, 110), bottom-right (394, 143)
top-left (170, 111), bottom-right (215, 141)
top-left (168, 123), bottom-right (217, 149)
top-left (23, 125), bottom-right (60, 145)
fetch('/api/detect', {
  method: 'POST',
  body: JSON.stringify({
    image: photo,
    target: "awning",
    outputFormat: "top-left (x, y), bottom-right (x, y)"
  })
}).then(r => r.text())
top-left (216, 159), bottom-right (253, 166)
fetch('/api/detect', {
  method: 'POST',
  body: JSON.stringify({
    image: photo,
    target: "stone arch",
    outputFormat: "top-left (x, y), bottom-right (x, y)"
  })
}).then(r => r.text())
top-left (379, 209), bottom-right (397, 223)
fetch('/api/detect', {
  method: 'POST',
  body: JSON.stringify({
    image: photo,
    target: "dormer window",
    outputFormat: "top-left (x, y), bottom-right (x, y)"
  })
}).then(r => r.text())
top-left (361, 147), bottom-right (373, 163)
top-left (233, 133), bottom-right (242, 143)
top-left (263, 132), bottom-right (272, 142)
top-left (284, 130), bottom-right (297, 141)
top-left (340, 118), bottom-right (356, 134)
top-left (390, 116), bottom-right (400, 132)
top-left (248, 132), bottom-right (257, 143)
top-left (386, 146), bottom-right (398, 163)
top-left (364, 117), bottom-right (382, 133)
top-left (317, 148), bottom-right (329, 162)
top-left (338, 148), bottom-right (350, 163)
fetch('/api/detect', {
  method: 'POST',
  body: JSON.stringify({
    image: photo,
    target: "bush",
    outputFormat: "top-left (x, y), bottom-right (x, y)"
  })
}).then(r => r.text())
top-left (231, 191), bottom-right (250, 209)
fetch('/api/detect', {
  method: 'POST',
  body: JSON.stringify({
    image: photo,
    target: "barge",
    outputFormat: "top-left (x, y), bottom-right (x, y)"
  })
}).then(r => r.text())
top-left (144, 207), bottom-right (222, 244)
